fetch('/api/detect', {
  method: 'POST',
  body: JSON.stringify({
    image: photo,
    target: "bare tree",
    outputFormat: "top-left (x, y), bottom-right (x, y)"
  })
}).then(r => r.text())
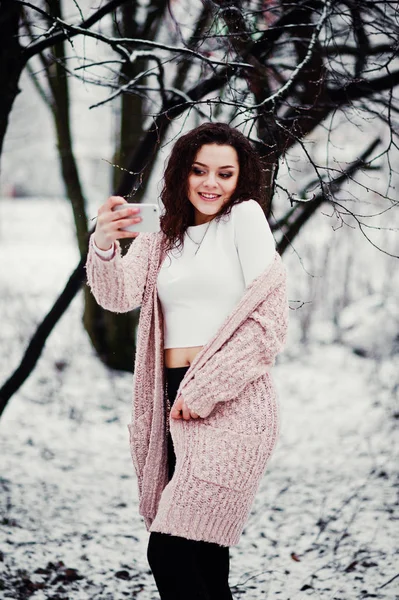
top-left (1, 0), bottom-right (398, 416)
top-left (0, 0), bottom-right (131, 157)
top-left (23, 1), bottom-right (89, 257)
top-left (20, 1), bottom-right (173, 370)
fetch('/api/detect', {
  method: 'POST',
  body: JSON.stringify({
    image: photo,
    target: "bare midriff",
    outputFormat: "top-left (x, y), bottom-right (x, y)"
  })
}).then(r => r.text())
top-left (164, 346), bottom-right (204, 368)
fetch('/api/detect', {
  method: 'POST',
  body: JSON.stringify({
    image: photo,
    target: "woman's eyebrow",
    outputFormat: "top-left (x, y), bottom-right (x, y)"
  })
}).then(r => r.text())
top-left (193, 161), bottom-right (237, 169)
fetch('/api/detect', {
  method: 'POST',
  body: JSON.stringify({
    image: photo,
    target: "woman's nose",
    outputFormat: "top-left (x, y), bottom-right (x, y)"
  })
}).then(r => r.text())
top-left (203, 173), bottom-right (218, 187)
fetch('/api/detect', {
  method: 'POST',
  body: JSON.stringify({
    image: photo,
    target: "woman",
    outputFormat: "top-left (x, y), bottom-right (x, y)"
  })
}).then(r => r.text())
top-left (85, 122), bottom-right (289, 599)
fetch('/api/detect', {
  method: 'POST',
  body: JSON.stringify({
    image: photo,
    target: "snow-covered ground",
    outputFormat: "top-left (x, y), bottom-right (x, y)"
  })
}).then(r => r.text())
top-left (0, 199), bottom-right (398, 599)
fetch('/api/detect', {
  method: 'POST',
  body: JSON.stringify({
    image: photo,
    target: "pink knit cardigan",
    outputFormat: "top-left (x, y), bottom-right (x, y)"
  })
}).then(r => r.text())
top-left (85, 230), bottom-right (289, 547)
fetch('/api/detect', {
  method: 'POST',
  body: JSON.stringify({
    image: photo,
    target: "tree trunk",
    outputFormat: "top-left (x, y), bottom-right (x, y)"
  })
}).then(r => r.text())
top-left (83, 290), bottom-right (140, 371)
top-left (84, 1), bottom-right (167, 370)
top-left (41, 1), bottom-right (130, 370)
top-left (45, 0), bottom-right (88, 257)
top-left (112, 1), bottom-right (154, 201)
top-left (0, 1), bottom-right (24, 162)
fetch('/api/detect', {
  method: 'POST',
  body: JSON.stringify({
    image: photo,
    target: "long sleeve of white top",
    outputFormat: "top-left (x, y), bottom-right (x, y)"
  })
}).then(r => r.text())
top-left (232, 199), bottom-right (276, 286)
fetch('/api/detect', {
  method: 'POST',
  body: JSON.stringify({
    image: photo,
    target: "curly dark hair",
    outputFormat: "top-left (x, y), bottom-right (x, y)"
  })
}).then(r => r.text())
top-left (160, 122), bottom-right (267, 253)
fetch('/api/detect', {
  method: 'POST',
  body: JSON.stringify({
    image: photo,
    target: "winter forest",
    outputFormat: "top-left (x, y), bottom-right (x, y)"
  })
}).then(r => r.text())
top-left (0, 0), bottom-right (398, 598)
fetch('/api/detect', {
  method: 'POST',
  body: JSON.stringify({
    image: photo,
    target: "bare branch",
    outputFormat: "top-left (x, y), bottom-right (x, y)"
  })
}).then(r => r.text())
top-left (276, 137), bottom-right (384, 254)
top-left (329, 69), bottom-right (399, 105)
top-left (19, 0), bottom-right (131, 62)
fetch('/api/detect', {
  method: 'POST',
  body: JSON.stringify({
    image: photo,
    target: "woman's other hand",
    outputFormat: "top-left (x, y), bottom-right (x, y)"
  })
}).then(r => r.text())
top-left (170, 396), bottom-right (199, 420)
top-left (93, 196), bottom-right (142, 251)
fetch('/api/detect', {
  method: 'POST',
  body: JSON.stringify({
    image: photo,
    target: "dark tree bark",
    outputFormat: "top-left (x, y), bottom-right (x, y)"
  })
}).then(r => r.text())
top-left (0, 1), bottom-right (24, 159)
top-left (44, 0), bottom-right (89, 258)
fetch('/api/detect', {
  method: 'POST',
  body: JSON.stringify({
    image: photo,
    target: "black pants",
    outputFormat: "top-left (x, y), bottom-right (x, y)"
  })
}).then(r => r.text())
top-left (147, 366), bottom-right (233, 600)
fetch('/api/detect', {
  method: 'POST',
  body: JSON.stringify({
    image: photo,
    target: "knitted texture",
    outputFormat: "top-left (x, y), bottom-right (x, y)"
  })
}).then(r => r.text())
top-left (85, 231), bottom-right (289, 546)
top-left (85, 233), bottom-right (153, 312)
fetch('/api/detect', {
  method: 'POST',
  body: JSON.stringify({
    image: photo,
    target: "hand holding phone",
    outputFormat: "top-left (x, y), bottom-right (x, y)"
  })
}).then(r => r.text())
top-left (113, 203), bottom-right (160, 233)
top-left (93, 196), bottom-right (144, 251)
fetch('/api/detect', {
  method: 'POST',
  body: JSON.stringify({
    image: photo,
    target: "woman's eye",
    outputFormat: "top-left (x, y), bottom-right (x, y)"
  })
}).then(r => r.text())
top-left (191, 168), bottom-right (233, 178)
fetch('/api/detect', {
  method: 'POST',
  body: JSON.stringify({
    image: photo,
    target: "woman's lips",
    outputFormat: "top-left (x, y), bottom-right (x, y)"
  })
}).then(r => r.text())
top-left (198, 192), bottom-right (221, 202)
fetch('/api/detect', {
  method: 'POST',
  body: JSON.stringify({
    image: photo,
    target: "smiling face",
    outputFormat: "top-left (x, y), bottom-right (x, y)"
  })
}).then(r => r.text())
top-left (187, 144), bottom-right (240, 225)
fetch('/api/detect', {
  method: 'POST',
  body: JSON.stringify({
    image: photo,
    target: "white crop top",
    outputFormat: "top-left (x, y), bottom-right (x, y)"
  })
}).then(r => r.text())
top-left (156, 200), bottom-right (276, 349)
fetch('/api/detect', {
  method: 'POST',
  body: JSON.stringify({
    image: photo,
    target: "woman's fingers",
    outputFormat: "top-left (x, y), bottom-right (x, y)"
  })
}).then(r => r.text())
top-left (107, 195), bottom-right (127, 210)
top-left (110, 204), bottom-right (140, 222)
top-left (94, 197), bottom-right (142, 247)
top-left (98, 195), bottom-right (125, 214)
top-left (181, 401), bottom-right (191, 421)
top-left (171, 396), bottom-right (199, 420)
top-left (170, 408), bottom-right (182, 420)
top-left (111, 216), bottom-right (142, 230)
top-left (170, 396), bottom-right (183, 419)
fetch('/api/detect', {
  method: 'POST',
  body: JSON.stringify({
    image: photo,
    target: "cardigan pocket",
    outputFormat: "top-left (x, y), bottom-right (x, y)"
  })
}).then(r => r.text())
top-left (127, 409), bottom-right (152, 479)
top-left (192, 426), bottom-right (269, 493)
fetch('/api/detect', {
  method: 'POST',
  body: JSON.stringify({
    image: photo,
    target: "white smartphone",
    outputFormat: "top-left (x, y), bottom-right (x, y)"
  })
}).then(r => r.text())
top-left (113, 203), bottom-right (160, 233)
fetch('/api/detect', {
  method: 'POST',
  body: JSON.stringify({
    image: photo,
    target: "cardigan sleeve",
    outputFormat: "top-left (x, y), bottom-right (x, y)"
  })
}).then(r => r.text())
top-left (181, 273), bottom-right (289, 418)
top-left (85, 232), bottom-right (153, 312)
